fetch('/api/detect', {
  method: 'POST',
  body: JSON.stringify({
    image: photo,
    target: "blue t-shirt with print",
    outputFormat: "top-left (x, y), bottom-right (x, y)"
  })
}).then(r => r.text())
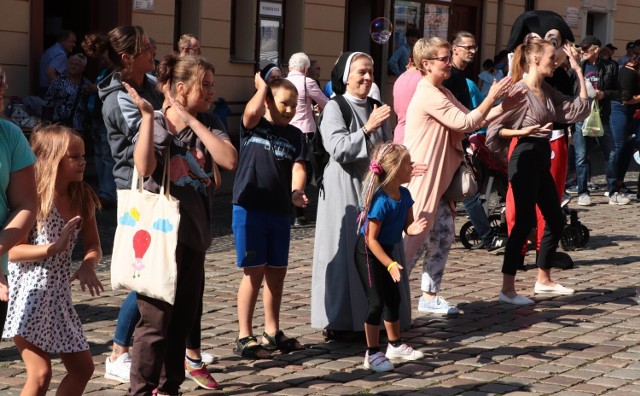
top-left (233, 117), bottom-right (306, 215)
top-left (0, 119), bottom-right (36, 274)
top-left (360, 186), bottom-right (414, 245)
top-left (584, 64), bottom-right (600, 91)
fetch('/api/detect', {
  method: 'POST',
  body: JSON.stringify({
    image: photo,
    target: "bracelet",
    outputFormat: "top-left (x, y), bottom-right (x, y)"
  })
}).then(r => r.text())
top-left (292, 189), bottom-right (300, 196)
top-left (362, 126), bottom-right (369, 135)
top-left (387, 261), bottom-right (398, 272)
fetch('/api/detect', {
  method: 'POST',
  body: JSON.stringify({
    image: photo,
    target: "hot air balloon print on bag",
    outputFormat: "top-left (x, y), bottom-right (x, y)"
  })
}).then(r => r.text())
top-left (132, 229), bottom-right (151, 277)
top-left (111, 164), bottom-right (181, 304)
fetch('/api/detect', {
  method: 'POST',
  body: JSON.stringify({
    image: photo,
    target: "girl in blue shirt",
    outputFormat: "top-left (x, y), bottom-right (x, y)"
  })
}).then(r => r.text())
top-left (354, 143), bottom-right (427, 372)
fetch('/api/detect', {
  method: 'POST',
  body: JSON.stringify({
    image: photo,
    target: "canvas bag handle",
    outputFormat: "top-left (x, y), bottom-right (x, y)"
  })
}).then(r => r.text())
top-left (130, 147), bottom-right (172, 199)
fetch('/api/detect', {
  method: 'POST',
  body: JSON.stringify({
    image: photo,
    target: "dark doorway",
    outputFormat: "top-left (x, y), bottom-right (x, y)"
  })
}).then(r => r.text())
top-left (30, 0), bottom-right (131, 93)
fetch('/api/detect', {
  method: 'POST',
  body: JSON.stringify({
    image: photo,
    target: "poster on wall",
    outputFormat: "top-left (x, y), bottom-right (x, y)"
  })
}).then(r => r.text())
top-left (134, 0), bottom-right (154, 11)
top-left (393, 1), bottom-right (421, 52)
top-left (566, 7), bottom-right (579, 28)
top-left (424, 4), bottom-right (449, 40)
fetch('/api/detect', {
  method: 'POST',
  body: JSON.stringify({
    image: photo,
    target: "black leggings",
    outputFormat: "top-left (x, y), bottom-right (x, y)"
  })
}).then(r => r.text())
top-left (503, 137), bottom-right (564, 276)
top-left (354, 234), bottom-right (400, 325)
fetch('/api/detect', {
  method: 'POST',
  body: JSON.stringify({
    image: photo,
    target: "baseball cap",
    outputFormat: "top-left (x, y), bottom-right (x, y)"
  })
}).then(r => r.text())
top-left (634, 39), bottom-right (640, 47)
top-left (626, 42), bottom-right (635, 49)
top-left (606, 43), bottom-right (617, 50)
top-left (580, 35), bottom-right (602, 48)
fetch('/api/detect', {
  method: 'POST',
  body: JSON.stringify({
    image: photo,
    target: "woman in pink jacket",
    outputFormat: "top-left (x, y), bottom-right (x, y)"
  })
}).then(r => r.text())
top-left (403, 37), bottom-right (522, 315)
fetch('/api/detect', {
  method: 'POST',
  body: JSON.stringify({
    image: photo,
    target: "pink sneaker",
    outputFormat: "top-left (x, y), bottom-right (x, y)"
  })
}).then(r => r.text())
top-left (184, 359), bottom-right (221, 390)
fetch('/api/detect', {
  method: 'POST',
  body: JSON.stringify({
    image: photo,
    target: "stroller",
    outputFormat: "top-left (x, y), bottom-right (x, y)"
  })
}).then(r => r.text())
top-left (458, 134), bottom-right (590, 251)
top-left (458, 134), bottom-right (509, 249)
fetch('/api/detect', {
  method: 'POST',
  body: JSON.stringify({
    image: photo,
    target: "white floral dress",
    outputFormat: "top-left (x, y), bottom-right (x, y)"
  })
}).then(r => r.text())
top-left (2, 207), bottom-right (89, 353)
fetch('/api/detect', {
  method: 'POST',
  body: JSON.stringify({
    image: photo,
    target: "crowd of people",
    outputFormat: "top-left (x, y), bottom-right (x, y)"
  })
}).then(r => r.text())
top-left (0, 11), bottom-right (639, 395)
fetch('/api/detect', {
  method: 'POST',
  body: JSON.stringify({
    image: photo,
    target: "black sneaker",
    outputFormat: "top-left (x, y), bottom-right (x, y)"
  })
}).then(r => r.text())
top-left (487, 236), bottom-right (507, 254)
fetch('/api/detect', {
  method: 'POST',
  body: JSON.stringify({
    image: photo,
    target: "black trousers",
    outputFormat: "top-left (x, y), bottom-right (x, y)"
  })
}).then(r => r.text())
top-left (129, 242), bottom-right (205, 396)
top-left (503, 138), bottom-right (564, 276)
top-left (354, 234), bottom-right (401, 325)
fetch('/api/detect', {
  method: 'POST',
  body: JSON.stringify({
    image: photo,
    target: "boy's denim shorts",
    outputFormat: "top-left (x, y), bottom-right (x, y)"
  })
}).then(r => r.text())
top-left (232, 205), bottom-right (290, 268)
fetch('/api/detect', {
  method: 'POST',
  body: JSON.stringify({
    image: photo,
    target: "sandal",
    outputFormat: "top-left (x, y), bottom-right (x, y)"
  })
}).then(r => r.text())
top-left (233, 336), bottom-right (272, 359)
top-left (262, 330), bottom-right (305, 353)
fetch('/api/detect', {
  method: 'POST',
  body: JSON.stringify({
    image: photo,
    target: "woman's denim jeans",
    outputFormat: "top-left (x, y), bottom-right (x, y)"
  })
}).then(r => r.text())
top-left (573, 115), bottom-right (617, 195)
top-left (113, 291), bottom-right (140, 346)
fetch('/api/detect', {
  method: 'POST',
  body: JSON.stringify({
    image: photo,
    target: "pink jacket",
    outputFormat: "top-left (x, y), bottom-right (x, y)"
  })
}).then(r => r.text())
top-left (403, 78), bottom-right (484, 265)
top-left (287, 71), bottom-right (329, 133)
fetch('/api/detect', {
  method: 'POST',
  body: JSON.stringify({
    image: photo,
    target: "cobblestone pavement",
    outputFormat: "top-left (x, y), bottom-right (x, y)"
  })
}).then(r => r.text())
top-left (3, 173), bottom-right (640, 395)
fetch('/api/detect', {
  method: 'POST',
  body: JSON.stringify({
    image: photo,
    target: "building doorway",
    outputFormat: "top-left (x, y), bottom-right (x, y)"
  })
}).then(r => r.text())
top-left (30, 0), bottom-right (130, 93)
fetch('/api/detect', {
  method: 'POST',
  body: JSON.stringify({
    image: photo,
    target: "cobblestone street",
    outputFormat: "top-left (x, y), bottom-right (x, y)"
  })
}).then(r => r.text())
top-left (2, 173), bottom-right (640, 395)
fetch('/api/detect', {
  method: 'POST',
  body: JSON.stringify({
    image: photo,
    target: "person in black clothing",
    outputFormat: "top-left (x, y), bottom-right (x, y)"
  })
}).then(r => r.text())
top-left (617, 56), bottom-right (640, 196)
top-left (444, 31), bottom-right (497, 250)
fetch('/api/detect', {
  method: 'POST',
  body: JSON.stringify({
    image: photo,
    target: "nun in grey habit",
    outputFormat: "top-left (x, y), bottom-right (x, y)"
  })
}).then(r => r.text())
top-left (310, 51), bottom-right (412, 335)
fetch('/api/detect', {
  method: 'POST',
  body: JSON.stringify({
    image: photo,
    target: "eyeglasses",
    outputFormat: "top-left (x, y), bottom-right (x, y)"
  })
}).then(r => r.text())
top-left (427, 55), bottom-right (452, 64)
top-left (456, 45), bottom-right (478, 52)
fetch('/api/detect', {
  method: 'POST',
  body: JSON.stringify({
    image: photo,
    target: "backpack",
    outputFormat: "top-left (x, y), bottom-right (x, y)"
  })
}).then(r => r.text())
top-left (309, 95), bottom-right (381, 192)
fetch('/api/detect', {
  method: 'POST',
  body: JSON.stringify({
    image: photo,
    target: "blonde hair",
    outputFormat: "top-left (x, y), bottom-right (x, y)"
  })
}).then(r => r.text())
top-left (30, 124), bottom-right (99, 227)
top-left (357, 143), bottom-right (410, 233)
top-left (511, 37), bottom-right (554, 83)
top-left (413, 37), bottom-right (451, 75)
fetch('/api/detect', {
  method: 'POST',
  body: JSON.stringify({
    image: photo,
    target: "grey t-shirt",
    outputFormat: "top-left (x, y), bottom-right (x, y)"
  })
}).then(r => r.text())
top-left (144, 110), bottom-right (229, 253)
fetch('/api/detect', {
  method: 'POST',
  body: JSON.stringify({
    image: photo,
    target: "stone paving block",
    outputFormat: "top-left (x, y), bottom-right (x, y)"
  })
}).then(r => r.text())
top-left (604, 369), bottom-right (640, 381)
top-left (477, 363), bottom-right (524, 375)
top-left (587, 376), bottom-right (630, 388)
top-left (420, 386), bottom-right (466, 395)
top-left (458, 370), bottom-right (503, 383)
top-left (273, 387), bottom-right (314, 395)
top-left (477, 381), bottom-right (522, 393)
top-left (317, 385), bottom-right (368, 395)
top-left (568, 383), bottom-right (613, 394)
top-left (530, 364), bottom-right (573, 374)
top-left (527, 382), bottom-right (567, 393)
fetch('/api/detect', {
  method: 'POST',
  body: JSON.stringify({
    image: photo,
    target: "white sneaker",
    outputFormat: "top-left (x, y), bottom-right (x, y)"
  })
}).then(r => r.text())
top-left (385, 343), bottom-right (424, 361)
top-left (577, 193), bottom-right (591, 206)
top-left (609, 192), bottom-right (630, 205)
top-left (200, 351), bottom-right (214, 365)
top-left (418, 295), bottom-right (459, 315)
top-left (104, 352), bottom-right (131, 383)
top-left (364, 351), bottom-right (394, 372)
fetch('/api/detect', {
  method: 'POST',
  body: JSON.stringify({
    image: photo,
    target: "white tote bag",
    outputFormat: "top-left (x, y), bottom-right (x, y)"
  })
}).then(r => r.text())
top-left (111, 156), bottom-right (180, 305)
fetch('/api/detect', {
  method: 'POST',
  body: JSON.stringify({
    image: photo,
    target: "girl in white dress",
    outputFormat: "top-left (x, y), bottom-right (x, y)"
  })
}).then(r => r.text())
top-left (3, 124), bottom-right (103, 396)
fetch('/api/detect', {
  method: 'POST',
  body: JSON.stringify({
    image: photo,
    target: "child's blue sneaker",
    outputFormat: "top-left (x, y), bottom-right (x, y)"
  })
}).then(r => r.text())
top-left (364, 351), bottom-right (394, 372)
